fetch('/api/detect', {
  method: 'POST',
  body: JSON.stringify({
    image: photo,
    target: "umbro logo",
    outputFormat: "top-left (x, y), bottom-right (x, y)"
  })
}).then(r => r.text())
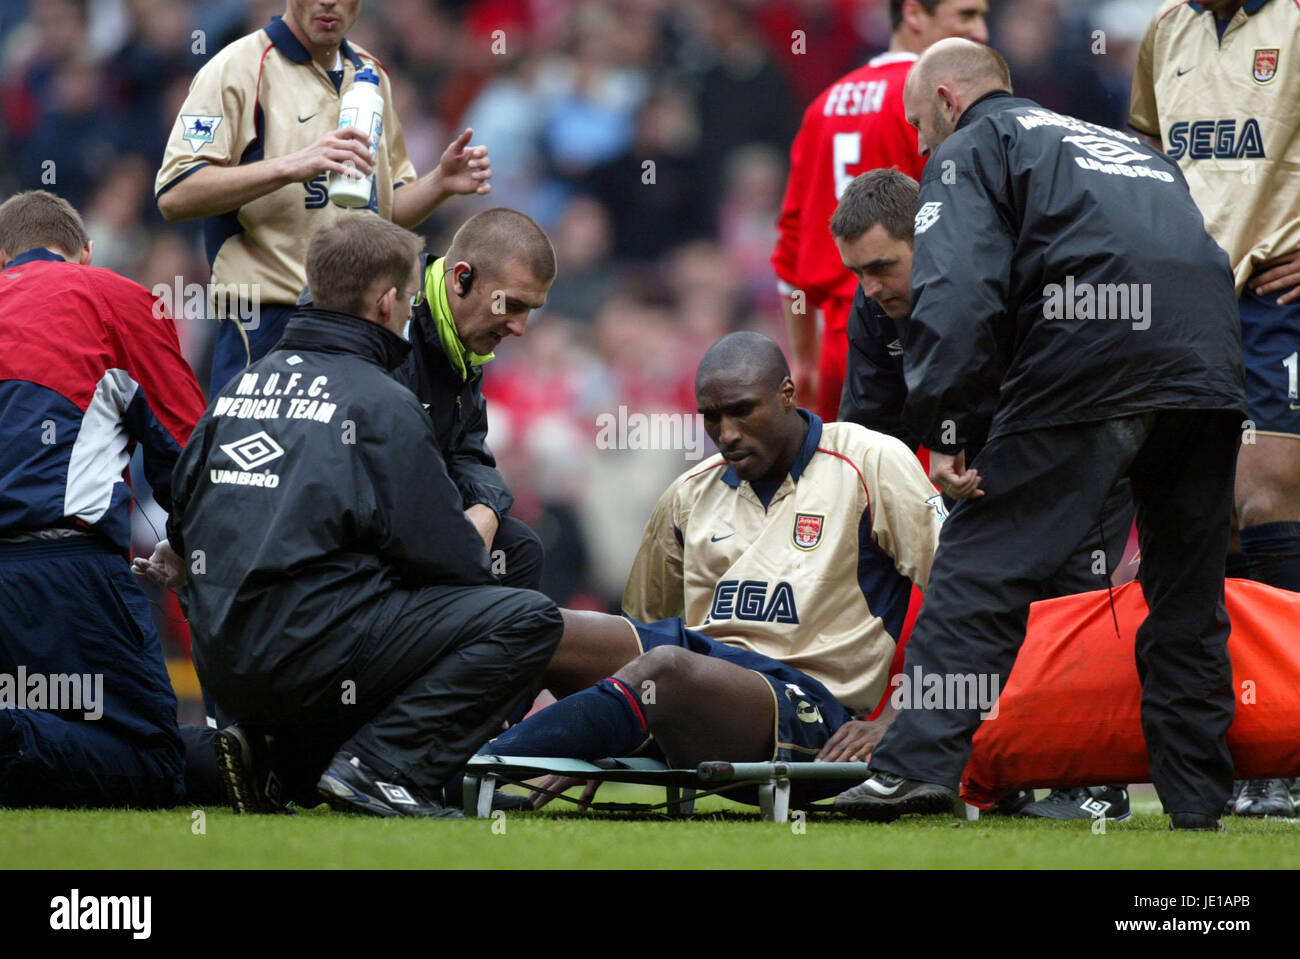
top-left (377, 782), bottom-right (418, 805)
top-left (1062, 134), bottom-right (1150, 165)
top-left (914, 201), bottom-right (943, 235)
top-left (1080, 797), bottom-right (1112, 816)
top-left (219, 430), bottom-right (284, 470)
top-left (887, 339), bottom-right (903, 357)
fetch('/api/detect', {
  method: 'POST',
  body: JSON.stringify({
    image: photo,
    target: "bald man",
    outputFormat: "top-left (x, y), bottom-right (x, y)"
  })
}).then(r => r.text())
top-left (835, 40), bottom-right (1246, 830)
top-left (476, 333), bottom-right (944, 804)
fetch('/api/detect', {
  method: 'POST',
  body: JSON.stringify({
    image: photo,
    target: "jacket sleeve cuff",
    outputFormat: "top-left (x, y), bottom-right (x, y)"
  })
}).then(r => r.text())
top-left (458, 483), bottom-right (513, 518)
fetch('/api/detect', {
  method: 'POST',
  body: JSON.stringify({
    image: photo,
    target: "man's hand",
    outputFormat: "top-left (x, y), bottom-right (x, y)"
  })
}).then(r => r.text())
top-left (529, 775), bottom-right (600, 811)
top-left (930, 449), bottom-right (984, 499)
top-left (465, 503), bottom-right (499, 552)
top-left (279, 126), bottom-right (375, 182)
top-left (432, 128), bottom-right (492, 197)
top-left (130, 539), bottom-right (187, 589)
top-left (392, 129), bottom-right (493, 228)
top-left (816, 718), bottom-right (889, 762)
top-left (1249, 251), bottom-right (1300, 305)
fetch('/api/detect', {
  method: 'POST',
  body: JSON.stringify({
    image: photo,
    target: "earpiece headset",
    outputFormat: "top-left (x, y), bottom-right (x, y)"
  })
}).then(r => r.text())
top-left (457, 265), bottom-right (475, 297)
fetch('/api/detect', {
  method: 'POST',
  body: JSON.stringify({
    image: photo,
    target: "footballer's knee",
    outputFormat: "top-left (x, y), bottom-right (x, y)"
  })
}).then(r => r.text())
top-left (613, 645), bottom-right (697, 702)
top-left (1236, 482), bottom-right (1300, 528)
top-left (1236, 438), bottom-right (1300, 526)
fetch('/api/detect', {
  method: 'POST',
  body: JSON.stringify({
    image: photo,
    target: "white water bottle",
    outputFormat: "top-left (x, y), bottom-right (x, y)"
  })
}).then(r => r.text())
top-left (329, 67), bottom-right (384, 208)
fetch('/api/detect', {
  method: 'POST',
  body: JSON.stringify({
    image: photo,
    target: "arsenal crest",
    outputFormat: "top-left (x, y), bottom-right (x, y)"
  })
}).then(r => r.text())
top-left (792, 511), bottom-right (825, 550)
top-left (1253, 48), bottom-right (1279, 84)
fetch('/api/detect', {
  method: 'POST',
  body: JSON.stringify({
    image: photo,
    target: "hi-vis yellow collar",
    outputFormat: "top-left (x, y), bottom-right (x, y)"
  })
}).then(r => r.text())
top-left (422, 256), bottom-right (494, 381)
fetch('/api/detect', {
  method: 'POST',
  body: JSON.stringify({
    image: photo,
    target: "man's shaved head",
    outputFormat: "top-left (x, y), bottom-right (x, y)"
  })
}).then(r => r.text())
top-left (696, 331), bottom-right (790, 394)
top-left (695, 333), bottom-right (807, 485)
top-left (443, 207), bottom-right (556, 355)
top-left (446, 207), bottom-right (557, 286)
top-left (909, 37), bottom-right (1011, 99)
top-left (903, 38), bottom-right (1012, 156)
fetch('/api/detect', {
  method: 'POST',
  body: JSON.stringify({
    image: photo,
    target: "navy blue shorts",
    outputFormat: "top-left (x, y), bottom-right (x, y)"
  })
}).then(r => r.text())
top-left (209, 303), bottom-right (296, 395)
top-left (628, 617), bottom-right (853, 762)
top-left (1240, 287), bottom-right (1300, 437)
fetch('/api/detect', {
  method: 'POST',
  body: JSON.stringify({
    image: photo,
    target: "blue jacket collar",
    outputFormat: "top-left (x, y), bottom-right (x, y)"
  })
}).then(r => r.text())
top-left (5, 247), bottom-right (66, 271)
top-left (720, 409), bottom-right (823, 488)
top-left (1188, 0), bottom-right (1271, 13)
top-left (264, 15), bottom-right (362, 69)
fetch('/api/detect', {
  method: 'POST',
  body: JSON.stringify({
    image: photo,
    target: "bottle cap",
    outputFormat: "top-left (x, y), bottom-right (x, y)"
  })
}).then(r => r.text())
top-left (355, 67), bottom-right (380, 86)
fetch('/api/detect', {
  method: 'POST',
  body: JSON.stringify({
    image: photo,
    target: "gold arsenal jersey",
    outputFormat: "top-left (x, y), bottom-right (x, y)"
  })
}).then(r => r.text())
top-left (1130, 0), bottom-right (1300, 292)
top-left (623, 413), bottom-right (943, 715)
top-left (156, 16), bottom-right (416, 309)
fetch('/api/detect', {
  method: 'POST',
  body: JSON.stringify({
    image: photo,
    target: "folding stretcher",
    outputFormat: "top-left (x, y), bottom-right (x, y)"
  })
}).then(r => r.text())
top-left (462, 755), bottom-right (973, 823)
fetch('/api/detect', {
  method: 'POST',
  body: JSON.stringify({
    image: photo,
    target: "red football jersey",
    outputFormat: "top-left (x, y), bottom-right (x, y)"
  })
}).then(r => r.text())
top-left (772, 52), bottom-right (927, 306)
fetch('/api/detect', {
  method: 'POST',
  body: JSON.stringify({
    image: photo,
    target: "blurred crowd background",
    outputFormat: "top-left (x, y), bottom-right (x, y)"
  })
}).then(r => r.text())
top-left (0, 0), bottom-right (1161, 675)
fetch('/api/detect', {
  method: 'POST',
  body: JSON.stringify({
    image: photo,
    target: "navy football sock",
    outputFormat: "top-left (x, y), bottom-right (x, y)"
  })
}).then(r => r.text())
top-left (477, 678), bottom-right (650, 761)
top-left (1225, 551), bottom-right (1252, 579)
top-left (1239, 521), bottom-right (1300, 592)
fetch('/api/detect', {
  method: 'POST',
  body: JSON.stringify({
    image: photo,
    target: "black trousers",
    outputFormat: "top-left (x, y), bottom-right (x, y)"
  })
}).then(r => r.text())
top-left (213, 583), bottom-right (563, 802)
top-left (495, 514), bottom-right (545, 592)
top-left (1045, 478), bottom-right (1134, 597)
top-left (871, 410), bottom-right (1241, 816)
top-left (191, 514), bottom-right (545, 797)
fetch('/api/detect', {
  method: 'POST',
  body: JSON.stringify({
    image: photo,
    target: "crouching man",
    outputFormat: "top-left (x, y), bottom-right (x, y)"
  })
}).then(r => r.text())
top-left (165, 215), bottom-right (563, 817)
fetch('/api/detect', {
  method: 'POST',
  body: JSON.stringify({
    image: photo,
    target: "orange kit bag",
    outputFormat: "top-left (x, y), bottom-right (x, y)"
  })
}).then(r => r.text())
top-left (961, 579), bottom-right (1300, 808)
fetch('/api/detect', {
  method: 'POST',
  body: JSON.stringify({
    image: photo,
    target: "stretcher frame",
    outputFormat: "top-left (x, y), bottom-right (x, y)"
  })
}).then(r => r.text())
top-left (463, 755), bottom-right (980, 823)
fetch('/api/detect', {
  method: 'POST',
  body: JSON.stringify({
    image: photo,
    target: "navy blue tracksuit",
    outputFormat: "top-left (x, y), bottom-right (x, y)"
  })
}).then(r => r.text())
top-left (0, 539), bottom-right (184, 807)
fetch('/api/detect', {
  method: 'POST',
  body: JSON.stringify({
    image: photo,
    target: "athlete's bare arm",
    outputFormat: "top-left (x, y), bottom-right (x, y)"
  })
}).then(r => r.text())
top-left (783, 293), bottom-right (819, 405)
top-left (391, 128), bottom-right (493, 229)
top-left (158, 127), bottom-right (375, 221)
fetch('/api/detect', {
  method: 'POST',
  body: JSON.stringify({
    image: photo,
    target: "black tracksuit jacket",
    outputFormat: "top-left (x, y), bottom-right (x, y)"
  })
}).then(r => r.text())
top-left (297, 253), bottom-right (514, 519)
top-left (390, 254), bottom-right (513, 518)
top-left (903, 91), bottom-right (1245, 455)
top-left (168, 309), bottom-right (496, 697)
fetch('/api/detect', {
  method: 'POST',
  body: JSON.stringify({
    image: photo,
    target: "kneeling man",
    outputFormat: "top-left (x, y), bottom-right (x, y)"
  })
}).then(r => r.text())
top-left (168, 215), bottom-right (563, 817)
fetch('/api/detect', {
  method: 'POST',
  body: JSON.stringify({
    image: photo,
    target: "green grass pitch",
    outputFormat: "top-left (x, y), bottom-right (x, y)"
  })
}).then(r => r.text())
top-left (1, 785), bottom-right (1295, 869)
